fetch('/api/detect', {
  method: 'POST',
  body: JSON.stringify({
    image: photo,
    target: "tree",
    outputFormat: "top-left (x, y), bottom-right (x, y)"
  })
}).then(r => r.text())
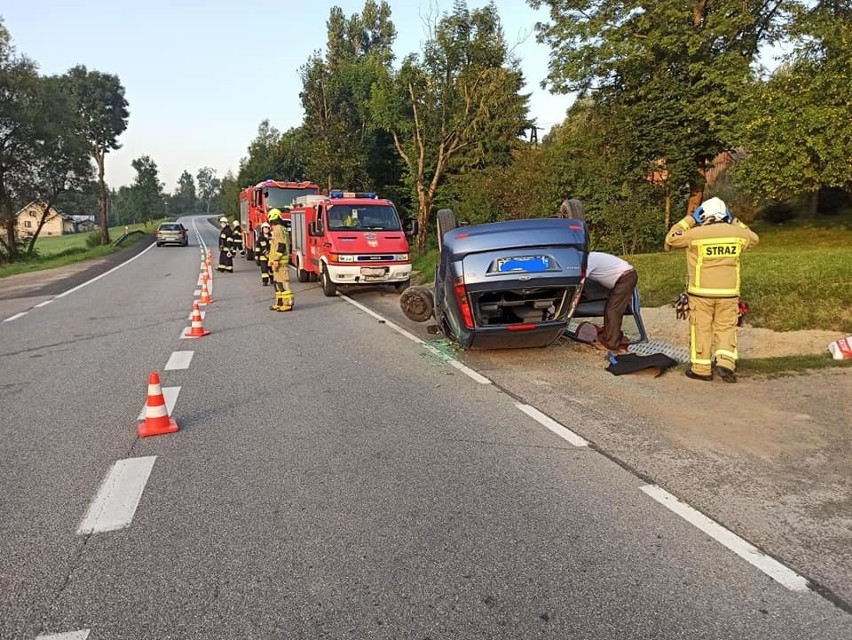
top-left (130, 156), bottom-right (164, 222)
top-left (23, 76), bottom-right (93, 254)
top-left (63, 65), bottom-right (129, 244)
top-left (171, 170), bottom-right (197, 214)
top-left (0, 20), bottom-right (40, 262)
top-left (732, 1), bottom-right (852, 214)
top-left (196, 166), bottom-right (221, 214)
top-left (237, 121), bottom-right (309, 187)
top-left (372, 1), bottom-right (531, 252)
top-left (300, 1), bottom-right (397, 191)
top-left (530, 0), bottom-right (798, 214)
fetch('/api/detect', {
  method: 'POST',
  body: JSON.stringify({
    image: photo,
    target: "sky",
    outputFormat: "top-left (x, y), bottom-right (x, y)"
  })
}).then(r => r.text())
top-left (4, 0), bottom-right (575, 191)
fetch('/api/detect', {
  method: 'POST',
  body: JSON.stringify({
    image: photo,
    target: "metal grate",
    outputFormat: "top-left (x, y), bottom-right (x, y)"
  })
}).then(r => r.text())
top-left (628, 339), bottom-right (690, 364)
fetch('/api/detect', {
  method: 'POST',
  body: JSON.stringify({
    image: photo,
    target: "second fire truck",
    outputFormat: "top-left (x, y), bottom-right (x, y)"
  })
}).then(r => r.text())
top-left (238, 179), bottom-right (320, 259)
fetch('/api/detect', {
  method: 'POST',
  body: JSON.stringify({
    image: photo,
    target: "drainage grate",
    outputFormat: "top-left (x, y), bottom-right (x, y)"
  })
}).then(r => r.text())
top-left (628, 340), bottom-right (690, 364)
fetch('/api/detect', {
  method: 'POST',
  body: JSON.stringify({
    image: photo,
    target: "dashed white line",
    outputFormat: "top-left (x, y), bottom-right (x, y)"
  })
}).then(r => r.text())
top-left (137, 386), bottom-right (181, 421)
top-left (516, 403), bottom-right (589, 447)
top-left (77, 457), bottom-right (157, 535)
top-left (640, 485), bottom-right (810, 592)
top-left (36, 631), bottom-right (90, 640)
top-left (3, 311), bottom-right (28, 322)
top-left (188, 310), bottom-right (206, 320)
top-left (193, 289), bottom-right (201, 296)
top-left (165, 351), bottom-right (194, 370)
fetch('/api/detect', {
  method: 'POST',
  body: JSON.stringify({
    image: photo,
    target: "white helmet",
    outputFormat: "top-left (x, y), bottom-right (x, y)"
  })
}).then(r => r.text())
top-left (219, 216), bottom-right (228, 223)
top-left (260, 222), bottom-right (270, 229)
top-left (696, 197), bottom-right (730, 224)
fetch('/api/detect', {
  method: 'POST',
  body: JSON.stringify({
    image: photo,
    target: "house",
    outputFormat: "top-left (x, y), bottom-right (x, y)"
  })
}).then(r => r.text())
top-left (15, 202), bottom-right (96, 238)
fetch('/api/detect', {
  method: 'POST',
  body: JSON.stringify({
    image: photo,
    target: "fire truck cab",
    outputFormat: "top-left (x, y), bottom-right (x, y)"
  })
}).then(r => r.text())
top-left (290, 190), bottom-right (412, 296)
top-left (238, 179), bottom-right (320, 259)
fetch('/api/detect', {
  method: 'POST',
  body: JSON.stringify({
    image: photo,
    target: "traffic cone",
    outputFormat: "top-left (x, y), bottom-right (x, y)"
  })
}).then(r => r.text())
top-left (138, 372), bottom-right (179, 438)
top-left (199, 279), bottom-right (212, 305)
top-left (184, 302), bottom-right (210, 338)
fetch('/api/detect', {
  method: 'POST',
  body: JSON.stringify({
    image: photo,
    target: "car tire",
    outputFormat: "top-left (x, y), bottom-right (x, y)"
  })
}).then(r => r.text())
top-left (559, 198), bottom-right (585, 220)
top-left (297, 257), bottom-right (310, 283)
top-left (393, 279), bottom-right (411, 293)
top-left (436, 208), bottom-right (457, 252)
top-left (321, 264), bottom-right (337, 297)
top-left (156, 242), bottom-right (162, 247)
top-left (400, 285), bottom-right (434, 322)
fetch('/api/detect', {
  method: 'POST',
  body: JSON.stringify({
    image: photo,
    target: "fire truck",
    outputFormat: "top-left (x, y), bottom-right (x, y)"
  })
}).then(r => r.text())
top-left (238, 179), bottom-right (320, 259)
top-left (289, 190), bottom-right (412, 296)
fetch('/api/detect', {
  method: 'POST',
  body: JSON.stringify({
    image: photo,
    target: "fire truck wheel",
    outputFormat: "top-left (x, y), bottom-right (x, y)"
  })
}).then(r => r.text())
top-left (393, 279), bottom-right (411, 293)
top-left (297, 257), bottom-right (310, 283)
top-left (400, 286), bottom-right (434, 322)
top-left (321, 265), bottom-right (337, 297)
top-left (436, 208), bottom-right (457, 252)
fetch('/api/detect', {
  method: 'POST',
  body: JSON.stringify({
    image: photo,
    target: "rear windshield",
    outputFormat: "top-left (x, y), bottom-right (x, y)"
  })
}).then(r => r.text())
top-left (159, 224), bottom-right (182, 231)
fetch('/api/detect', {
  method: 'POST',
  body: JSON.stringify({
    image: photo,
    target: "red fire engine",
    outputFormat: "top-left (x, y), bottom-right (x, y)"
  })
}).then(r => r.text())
top-left (290, 190), bottom-right (412, 296)
top-left (238, 179), bottom-right (320, 259)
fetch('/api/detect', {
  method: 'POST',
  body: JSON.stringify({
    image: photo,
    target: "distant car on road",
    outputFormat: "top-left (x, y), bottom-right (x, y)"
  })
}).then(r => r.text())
top-left (156, 222), bottom-right (188, 247)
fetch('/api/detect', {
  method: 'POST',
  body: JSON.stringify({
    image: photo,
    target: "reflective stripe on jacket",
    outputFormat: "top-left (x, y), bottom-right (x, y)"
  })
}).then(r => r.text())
top-left (664, 216), bottom-right (759, 297)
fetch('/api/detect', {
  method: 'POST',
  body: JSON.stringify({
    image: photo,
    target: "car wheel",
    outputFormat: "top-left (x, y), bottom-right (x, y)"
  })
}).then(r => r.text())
top-left (436, 209), bottom-right (457, 252)
top-left (156, 242), bottom-right (162, 247)
top-left (297, 257), bottom-right (310, 283)
top-left (559, 198), bottom-right (585, 219)
top-left (321, 265), bottom-right (337, 297)
top-left (393, 279), bottom-right (411, 293)
top-left (400, 286), bottom-right (434, 322)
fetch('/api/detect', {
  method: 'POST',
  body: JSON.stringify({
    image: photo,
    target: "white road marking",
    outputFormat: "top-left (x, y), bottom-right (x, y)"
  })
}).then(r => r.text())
top-left (137, 386), bottom-right (180, 421)
top-left (165, 351), bottom-right (194, 370)
top-left (34, 299), bottom-right (53, 308)
top-left (516, 403), bottom-right (589, 447)
top-left (77, 457), bottom-right (157, 535)
top-left (2, 311), bottom-right (28, 322)
top-left (339, 293), bottom-right (492, 384)
top-left (188, 310), bottom-right (206, 320)
top-left (193, 289), bottom-right (201, 296)
top-left (640, 485), bottom-right (810, 592)
top-left (36, 631), bottom-right (90, 640)
top-left (55, 242), bottom-right (155, 299)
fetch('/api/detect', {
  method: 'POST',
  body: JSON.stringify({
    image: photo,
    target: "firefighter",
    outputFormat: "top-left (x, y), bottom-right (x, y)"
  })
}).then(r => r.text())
top-left (231, 219), bottom-right (245, 256)
top-left (267, 209), bottom-right (293, 311)
top-left (665, 197), bottom-right (759, 383)
top-left (217, 216), bottom-right (234, 273)
top-left (256, 222), bottom-right (272, 286)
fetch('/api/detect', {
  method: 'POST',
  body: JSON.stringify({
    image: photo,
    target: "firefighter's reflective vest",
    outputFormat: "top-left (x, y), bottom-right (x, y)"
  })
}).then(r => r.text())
top-left (665, 216), bottom-right (759, 297)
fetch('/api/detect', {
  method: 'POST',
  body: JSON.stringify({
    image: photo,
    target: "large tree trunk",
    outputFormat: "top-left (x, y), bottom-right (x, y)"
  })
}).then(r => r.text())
top-left (95, 152), bottom-right (110, 245)
top-left (416, 188), bottom-right (430, 255)
top-left (808, 190), bottom-right (819, 217)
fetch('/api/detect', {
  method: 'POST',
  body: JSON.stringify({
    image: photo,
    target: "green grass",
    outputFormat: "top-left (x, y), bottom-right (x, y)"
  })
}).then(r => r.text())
top-left (736, 353), bottom-right (852, 377)
top-left (0, 220), bottom-right (162, 279)
top-left (631, 219), bottom-right (852, 332)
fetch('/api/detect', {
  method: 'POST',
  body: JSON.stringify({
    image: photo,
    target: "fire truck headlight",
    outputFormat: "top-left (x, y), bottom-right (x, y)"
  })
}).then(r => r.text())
top-left (394, 254), bottom-right (409, 262)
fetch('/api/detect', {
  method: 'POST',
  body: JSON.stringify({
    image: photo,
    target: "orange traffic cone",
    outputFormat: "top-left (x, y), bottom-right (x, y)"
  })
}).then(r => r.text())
top-left (138, 372), bottom-right (179, 438)
top-left (199, 279), bottom-right (212, 305)
top-left (184, 302), bottom-right (210, 338)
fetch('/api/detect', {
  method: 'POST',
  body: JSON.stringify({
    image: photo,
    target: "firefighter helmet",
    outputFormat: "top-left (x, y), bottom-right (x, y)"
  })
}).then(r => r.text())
top-left (697, 197), bottom-right (731, 224)
top-left (231, 219), bottom-right (239, 228)
top-left (267, 208), bottom-right (282, 222)
top-left (219, 216), bottom-right (228, 223)
top-left (261, 222), bottom-right (270, 229)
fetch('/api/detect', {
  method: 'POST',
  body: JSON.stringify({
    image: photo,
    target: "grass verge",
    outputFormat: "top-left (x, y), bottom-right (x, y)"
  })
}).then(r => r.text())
top-left (735, 353), bottom-right (852, 377)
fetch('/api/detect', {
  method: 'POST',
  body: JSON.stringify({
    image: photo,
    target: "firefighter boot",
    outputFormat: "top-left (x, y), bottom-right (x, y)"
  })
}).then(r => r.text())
top-left (279, 291), bottom-right (294, 312)
top-left (270, 283), bottom-right (284, 311)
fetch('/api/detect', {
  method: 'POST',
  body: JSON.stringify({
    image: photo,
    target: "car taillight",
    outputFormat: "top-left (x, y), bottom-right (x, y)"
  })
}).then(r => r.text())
top-left (453, 277), bottom-right (474, 329)
top-left (507, 323), bottom-right (538, 331)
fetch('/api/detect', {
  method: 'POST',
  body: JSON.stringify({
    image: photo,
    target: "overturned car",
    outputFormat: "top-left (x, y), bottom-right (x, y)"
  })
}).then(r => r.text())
top-left (401, 210), bottom-right (589, 349)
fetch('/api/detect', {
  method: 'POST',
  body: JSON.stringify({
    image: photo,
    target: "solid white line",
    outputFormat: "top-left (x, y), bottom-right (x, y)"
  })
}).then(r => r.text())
top-left (77, 457), bottom-right (157, 535)
top-left (137, 386), bottom-right (180, 421)
top-left (338, 294), bottom-right (425, 344)
top-left (640, 485), bottom-right (810, 592)
top-left (447, 358), bottom-right (492, 385)
top-left (516, 403), bottom-right (589, 447)
top-left (3, 311), bottom-right (27, 322)
top-left (56, 242), bottom-right (155, 299)
top-left (34, 299), bottom-right (53, 308)
top-left (165, 351), bottom-right (194, 370)
top-left (36, 631), bottom-right (90, 640)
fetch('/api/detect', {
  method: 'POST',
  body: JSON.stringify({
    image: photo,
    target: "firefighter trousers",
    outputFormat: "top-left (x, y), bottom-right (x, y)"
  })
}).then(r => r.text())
top-left (259, 258), bottom-right (270, 285)
top-left (688, 295), bottom-right (739, 376)
top-left (218, 249), bottom-right (233, 272)
top-left (271, 261), bottom-right (293, 310)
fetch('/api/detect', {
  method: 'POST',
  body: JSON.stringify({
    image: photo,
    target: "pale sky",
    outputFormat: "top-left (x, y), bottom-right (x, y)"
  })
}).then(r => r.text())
top-left (4, 0), bottom-right (573, 191)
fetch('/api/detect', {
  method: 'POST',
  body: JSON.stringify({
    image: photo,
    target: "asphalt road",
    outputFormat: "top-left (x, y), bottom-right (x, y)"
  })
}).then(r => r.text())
top-left (1, 215), bottom-right (850, 639)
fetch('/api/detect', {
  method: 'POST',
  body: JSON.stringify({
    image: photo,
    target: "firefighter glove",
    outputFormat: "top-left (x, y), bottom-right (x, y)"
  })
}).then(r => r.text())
top-left (675, 292), bottom-right (689, 320)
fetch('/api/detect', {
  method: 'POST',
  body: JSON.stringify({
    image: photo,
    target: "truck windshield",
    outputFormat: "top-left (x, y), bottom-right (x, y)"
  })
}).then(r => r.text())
top-left (327, 205), bottom-right (402, 231)
top-left (264, 187), bottom-right (318, 210)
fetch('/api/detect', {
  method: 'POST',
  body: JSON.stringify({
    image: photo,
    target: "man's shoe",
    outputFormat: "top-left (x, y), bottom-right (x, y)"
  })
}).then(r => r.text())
top-left (715, 366), bottom-right (737, 383)
top-left (685, 368), bottom-right (713, 382)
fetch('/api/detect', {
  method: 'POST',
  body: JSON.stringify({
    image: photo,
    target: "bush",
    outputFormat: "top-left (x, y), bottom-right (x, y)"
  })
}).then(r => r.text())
top-left (85, 231), bottom-right (103, 248)
top-left (760, 201), bottom-right (798, 224)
